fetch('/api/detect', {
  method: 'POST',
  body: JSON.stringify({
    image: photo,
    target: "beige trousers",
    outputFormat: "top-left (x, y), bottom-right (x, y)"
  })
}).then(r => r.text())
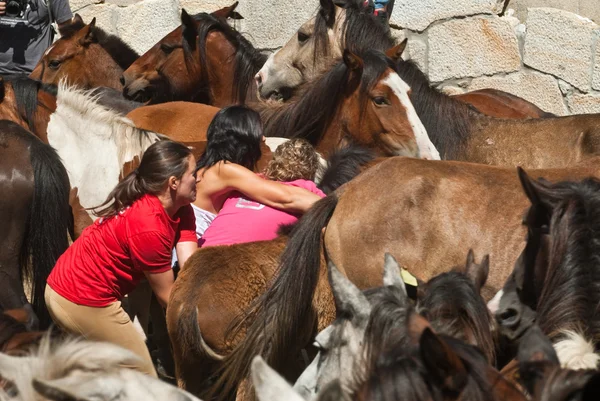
top-left (44, 284), bottom-right (157, 377)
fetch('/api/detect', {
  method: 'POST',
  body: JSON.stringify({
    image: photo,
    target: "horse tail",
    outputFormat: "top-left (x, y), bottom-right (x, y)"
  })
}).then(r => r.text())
top-left (208, 194), bottom-right (339, 401)
top-left (172, 305), bottom-right (224, 391)
top-left (318, 145), bottom-right (376, 194)
top-left (22, 137), bottom-right (71, 329)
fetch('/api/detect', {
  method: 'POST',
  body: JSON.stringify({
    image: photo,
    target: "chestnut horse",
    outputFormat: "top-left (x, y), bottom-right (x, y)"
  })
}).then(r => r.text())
top-left (255, 0), bottom-right (551, 120)
top-left (128, 46), bottom-right (440, 159)
top-left (29, 15), bottom-right (138, 91)
top-left (208, 156), bottom-right (600, 401)
top-left (167, 146), bottom-right (375, 396)
top-left (0, 120), bottom-right (71, 330)
top-left (122, 4), bottom-right (247, 104)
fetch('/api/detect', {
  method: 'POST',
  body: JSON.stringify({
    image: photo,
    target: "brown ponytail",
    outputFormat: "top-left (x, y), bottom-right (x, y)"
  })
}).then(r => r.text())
top-left (91, 140), bottom-right (192, 218)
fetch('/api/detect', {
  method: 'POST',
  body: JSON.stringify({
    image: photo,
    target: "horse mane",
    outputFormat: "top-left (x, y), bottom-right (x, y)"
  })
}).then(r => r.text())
top-left (534, 178), bottom-right (600, 343)
top-left (416, 271), bottom-right (497, 365)
top-left (313, 0), bottom-right (395, 58)
top-left (55, 82), bottom-right (164, 170)
top-left (61, 24), bottom-right (139, 69)
top-left (395, 59), bottom-right (474, 159)
top-left (318, 145), bottom-right (376, 194)
top-left (2, 75), bottom-right (56, 125)
top-left (194, 12), bottom-right (267, 104)
top-left (260, 49), bottom-right (395, 145)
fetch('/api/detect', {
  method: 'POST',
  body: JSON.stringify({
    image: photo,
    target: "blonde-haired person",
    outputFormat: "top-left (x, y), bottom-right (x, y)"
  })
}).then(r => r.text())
top-left (199, 138), bottom-right (325, 247)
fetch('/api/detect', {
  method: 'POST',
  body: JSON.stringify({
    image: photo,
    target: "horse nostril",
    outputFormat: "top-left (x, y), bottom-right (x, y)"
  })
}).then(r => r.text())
top-left (120, 76), bottom-right (126, 86)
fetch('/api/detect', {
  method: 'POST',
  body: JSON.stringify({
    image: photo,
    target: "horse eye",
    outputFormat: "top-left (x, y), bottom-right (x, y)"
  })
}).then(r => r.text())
top-left (48, 60), bottom-right (61, 69)
top-left (373, 96), bottom-right (388, 106)
top-left (160, 44), bottom-right (175, 54)
top-left (297, 31), bottom-right (310, 44)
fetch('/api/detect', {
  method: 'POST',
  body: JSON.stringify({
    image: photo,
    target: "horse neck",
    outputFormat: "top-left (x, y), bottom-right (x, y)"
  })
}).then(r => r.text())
top-left (202, 30), bottom-right (264, 107)
top-left (84, 44), bottom-right (126, 90)
top-left (399, 65), bottom-right (476, 160)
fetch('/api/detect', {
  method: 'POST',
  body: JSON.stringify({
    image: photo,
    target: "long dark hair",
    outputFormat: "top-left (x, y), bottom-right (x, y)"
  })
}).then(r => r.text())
top-left (92, 140), bottom-right (192, 218)
top-left (196, 105), bottom-right (263, 172)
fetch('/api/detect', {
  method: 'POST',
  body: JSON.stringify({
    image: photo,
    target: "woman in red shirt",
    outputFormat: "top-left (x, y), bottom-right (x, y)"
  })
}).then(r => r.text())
top-left (45, 140), bottom-right (199, 377)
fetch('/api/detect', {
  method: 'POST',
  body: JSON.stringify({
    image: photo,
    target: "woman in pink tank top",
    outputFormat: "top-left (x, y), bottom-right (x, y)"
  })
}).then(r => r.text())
top-left (200, 139), bottom-right (326, 247)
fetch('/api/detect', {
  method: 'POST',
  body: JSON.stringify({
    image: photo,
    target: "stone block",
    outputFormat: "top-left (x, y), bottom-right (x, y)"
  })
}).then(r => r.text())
top-left (389, 0), bottom-right (504, 32)
top-left (567, 92), bottom-right (600, 114)
top-left (427, 16), bottom-right (521, 83)
top-left (78, 4), bottom-right (119, 35)
top-left (179, 0), bottom-right (237, 15)
top-left (234, 0), bottom-right (319, 50)
top-left (466, 70), bottom-right (568, 116)
top-left (405, 37), bottom-right (427, 74)
top-left (70, 0), bottom-right (103, 13)
top-left (439, 85), bottom-right (466, 96)
top-left (114, 0), bottom-right (181, 54)
top-left (523, 7), bottom-right (599, 92)
top-left (594, 40), bottom-right (600, 91)
top-left (509, 0), bottom-right (600, 24)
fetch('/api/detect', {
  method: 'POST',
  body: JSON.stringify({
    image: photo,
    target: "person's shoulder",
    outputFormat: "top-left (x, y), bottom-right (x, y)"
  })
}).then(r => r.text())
top-left (126, 195), bottom-right (166, 231)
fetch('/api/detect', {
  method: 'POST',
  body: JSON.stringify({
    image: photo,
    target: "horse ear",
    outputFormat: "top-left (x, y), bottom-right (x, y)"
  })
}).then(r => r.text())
top-left (383, 253), bottom-right (407, 296)
top-left (181, 9), bottom-right (199, 52)
top-left (33, 378), bottom-right (93, 401)
top-left (517, 167), bottom-right (558, 210)
top-left (78, 17), bottom-right (96, 46)
top-left (319, 0), bottom-right (336, 28)
top-left (464, 250), bottom-right (489, 293)
top-left (386, 39), bottom-right (408, 62)
top-left (213, 2), bottom-right (244, 20)
top-left (251, 356), bottom-right (305, 401)
top-left (328, 261), bottom-right (370, 322)
top-left (343, 49), bottom-right (364, 72)
top-left (419, 328), bottom-right (469, 394)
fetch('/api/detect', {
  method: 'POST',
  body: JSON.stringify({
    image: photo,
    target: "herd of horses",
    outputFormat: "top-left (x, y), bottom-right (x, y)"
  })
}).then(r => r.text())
top-left (1, 0), bottom-right (600, 400)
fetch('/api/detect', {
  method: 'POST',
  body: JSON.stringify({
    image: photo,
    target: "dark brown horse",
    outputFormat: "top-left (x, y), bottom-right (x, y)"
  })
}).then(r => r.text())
top-left (29, 15), bottom-right (138, 90)
top-left (0, 309), bottom-right (47, 354)
top-left (255, 0), bottom-right (551, 120)
top-left (208, 156), bottom-right (600, 401)
top-left (0, 120), bottom-right (71, 329)
top-left (495, 171), bottom-right (600, 370)
top-left (122, 5), bottom-right (248, 105)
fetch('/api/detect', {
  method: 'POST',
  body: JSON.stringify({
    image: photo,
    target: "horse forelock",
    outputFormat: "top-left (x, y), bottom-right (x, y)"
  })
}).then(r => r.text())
top-left (3, 75), bottom-right (42, 126)
top-left (535, 178), bottom-right (600, 343)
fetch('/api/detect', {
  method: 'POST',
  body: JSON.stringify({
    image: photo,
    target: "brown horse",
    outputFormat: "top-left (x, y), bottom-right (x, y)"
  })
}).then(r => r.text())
top-left (29, 15), bottom-right (139, 90)
top-left (167, 146), bottom-right (375, 396)
top-left (255, 0), bottom-right (550, 120)
top-left (128, 45), bottom-right (439, 159)
top-left (0, 75), bottom-right (56, 142)
top-left (122, 5), bottom-right (247, 104)
top-left (0, 120), bottom-right (71, 330)
top-left (207, 155), bottom-right (600, 401)
top-left (0, 309), bottom-right (47, 354)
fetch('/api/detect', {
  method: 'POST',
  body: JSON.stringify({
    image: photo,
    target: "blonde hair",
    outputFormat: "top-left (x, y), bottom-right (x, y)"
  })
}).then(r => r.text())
top-left (263, 139), bottom-right (320, 182)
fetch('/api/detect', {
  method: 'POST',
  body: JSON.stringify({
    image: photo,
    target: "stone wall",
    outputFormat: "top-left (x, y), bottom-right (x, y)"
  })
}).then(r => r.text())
top-left (70, 0), bottom-right (600, 115)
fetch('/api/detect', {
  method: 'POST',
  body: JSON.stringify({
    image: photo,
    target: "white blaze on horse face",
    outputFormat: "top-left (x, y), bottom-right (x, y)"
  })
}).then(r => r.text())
top-left (382, 73), bottom-right (440, 160)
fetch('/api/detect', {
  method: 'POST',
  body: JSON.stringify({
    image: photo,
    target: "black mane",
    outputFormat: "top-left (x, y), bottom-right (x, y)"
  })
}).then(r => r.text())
top-left (534, 178), bottom-right (600, 343)
top-left (194, 13), bottom-right (267, 104)
top-left (2, 75), bottom-right (56, 125)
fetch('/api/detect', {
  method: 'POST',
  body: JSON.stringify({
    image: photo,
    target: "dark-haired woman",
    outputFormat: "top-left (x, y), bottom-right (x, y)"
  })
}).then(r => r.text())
top-left (45, 140), bottom-right (199, 377)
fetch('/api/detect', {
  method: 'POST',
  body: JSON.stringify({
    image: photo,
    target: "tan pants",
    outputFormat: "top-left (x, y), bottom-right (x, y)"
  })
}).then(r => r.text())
top-left (44, 284), bottom-right (157, 377)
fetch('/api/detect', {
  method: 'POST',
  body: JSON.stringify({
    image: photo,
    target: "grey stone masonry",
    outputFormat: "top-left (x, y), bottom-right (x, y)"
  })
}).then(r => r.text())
top-left (427, 16), bottom-right (521, 83)
top-left (389, 0), bottom-right (504, 32)
top-left (523, 7), bottom-right (599, 92)
top-left (566, 92), bottom-right (600, 114)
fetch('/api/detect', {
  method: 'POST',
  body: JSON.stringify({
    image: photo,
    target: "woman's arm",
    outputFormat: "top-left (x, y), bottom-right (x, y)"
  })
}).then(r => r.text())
top-left (220, 163), bottom-right (321, 213)
top-left (175, 241), bottom-right (197, 268)
top-left (144, 269), bottom-right (175, 308)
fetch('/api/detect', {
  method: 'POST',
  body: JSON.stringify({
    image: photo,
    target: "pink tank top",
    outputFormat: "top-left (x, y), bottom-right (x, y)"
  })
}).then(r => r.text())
top-left (199, 179), bottom-right (325, 247)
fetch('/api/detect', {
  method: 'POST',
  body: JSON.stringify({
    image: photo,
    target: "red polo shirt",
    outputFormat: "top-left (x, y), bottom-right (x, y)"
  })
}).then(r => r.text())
top-left (47, 194), bottom-right (196, 307)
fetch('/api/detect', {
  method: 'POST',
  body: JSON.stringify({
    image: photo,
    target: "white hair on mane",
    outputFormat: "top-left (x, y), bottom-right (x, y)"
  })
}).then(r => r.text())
top-left (554, 330), bottom-right (600, 370)
top-left (55, 80), bottom-right (165, 172)
top-left (0, 335), bottom-right (141, 401)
